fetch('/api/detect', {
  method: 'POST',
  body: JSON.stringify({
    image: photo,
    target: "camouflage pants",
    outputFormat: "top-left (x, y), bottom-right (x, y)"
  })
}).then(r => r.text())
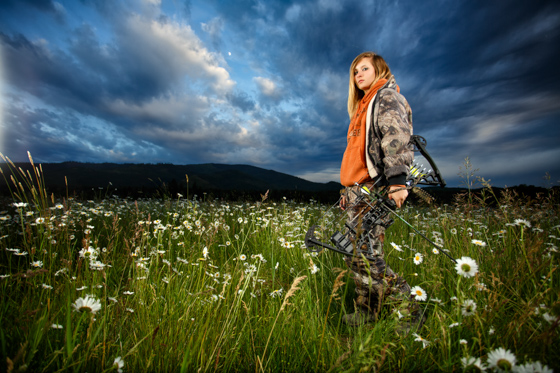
top-left (343, 184), bottom-right (413, 318)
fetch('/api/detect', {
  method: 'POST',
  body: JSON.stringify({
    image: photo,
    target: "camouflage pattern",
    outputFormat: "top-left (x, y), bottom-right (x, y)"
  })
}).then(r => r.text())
top-left (343, 184), bottom-right (414, 318)
top-left (367, 76), bottom-right (414, 183)
top-left (343, 79), bottom-right (418, 321)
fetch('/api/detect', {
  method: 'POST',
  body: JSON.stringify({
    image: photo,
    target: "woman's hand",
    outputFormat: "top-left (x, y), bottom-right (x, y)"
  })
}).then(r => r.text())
top-left (388, 186), bottom-right (408, 208)
top-left (340, 195), bottom-right (347, 210)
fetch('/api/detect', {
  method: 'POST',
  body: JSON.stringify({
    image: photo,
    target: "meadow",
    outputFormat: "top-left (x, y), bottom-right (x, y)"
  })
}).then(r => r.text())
top-left (0, 154), bottom-right (559, 372)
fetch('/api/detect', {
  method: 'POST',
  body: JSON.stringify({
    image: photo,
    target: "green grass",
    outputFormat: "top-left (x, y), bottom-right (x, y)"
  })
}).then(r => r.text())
top-left (0, 155), bottom-right (559, 372)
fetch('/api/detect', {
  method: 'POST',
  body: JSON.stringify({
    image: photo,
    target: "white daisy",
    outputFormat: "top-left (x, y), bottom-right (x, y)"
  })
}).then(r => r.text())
top-left (72, 295), bottom-right (102, 314)
top-left (462, 299), bottom-right (477, 317)
top-left (455, 256), bottom-right (479, 278)
top-left (486, 347), bottom-right (516, 372)
top-left (410, 286), bottom-right (427, 301)
top-left (542, 312), bottom-right (557, 324)
top-left (390, 242), bottom-right (404, 252)
top-left (515, 361), bottom-right (553, 373)
top-left (461, 356), bottom-right (485, 371)
top-left (413, 253), bottom-right (423, 265)
top-left (413, 333), bottom-right (430, 349)
top-left (514, 219), bottom-right (531, 228)
top-left (113, 356), bottom-right (124, 373)
top-left (471, 239), bottom-right (487, 247)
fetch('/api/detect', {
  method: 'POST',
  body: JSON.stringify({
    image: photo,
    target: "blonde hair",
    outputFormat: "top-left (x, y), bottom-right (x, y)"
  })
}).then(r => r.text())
top-left (347, 52), bottom-right (392, 119)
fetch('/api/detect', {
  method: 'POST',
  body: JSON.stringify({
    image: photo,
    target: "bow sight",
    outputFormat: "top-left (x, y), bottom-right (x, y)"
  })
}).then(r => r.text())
top-left (305, 135), bottom-right (456, 263)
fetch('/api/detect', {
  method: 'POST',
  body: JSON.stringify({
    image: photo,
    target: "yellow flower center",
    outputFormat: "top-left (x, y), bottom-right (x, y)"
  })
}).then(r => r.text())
top-left (497, 359), bottom-right (512, 371)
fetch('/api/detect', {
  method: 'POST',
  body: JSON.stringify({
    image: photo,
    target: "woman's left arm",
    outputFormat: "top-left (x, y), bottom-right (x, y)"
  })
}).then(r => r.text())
top-left (378, 90), bottom-right (414, 207)
top-left (378, 90), bottom-right (414, 182)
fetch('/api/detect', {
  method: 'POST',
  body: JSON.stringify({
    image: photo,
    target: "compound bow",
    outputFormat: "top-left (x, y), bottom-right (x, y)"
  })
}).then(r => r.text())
top-left (305, 135), bottom-right (456, 263)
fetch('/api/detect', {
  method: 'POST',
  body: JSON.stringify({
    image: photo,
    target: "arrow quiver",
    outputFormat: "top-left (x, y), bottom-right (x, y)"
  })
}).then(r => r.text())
top-left (305, 134), bottom-right (453, 262)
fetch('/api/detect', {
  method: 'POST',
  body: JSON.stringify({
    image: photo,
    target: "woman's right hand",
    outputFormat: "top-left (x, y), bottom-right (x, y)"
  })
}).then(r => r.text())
top-left (340, 195), bottom-right (347, 210)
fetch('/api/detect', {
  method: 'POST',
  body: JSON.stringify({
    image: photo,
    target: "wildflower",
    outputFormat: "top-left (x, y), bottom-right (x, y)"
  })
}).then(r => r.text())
top-left (486, 347), bottom-right (516, 372)
top-left (310, 264), bottom-right (319, 274)
top-left (471, 239), bottom-right (487, 247)
top-left (113, 357), bottom-right (124, 373)
top-left (413, 253), bottom-right (423, 265)
top-left (431, 297), bottom-right (442, 304)
top-left (460, 339), bottom-right (468, 345)
top-left (35, 217), bottom-right (45, 224)
top-left (126, 308), bottom-right (134, 313)
top-left (432, 248), bottom-right (439, 254)
top-left (31, 260), bottom-right (43, 268)
top-left (239, 254), bottom-right (246, 261)
top-left (455, 256), bottom-right (478, 278)
top-left (461, 299), bottom-right (477, 317)
top-left (515, 361), bottom-right (553, 373)
top-left (42, 284), bottom-right (53, 289)
top-left (450, 228), bottom-right (457, 235)
top-left (390, 242), bottom-right (404, 252)
top-left (51, 324), bottom-right (63, 329)
top-left (514, 219), bottom-right (531, 228)
top-left (461, 356), bottom-right (485, 371)
top-left (202, 246), bottom-right (209, 258)
top-left (489, 327), bottom-right (495, 335)
top-left (542, 312), bottom-right (557, 324)
top-left (89, 260), bottom-right (106, 270)
top-left (413, 333), bottom-right (430, 348)
top-left (123, 291), bottom-right (134, 295)
top-left (72, 295), bottom-right (102, 314)
top-left (410, 286), bottom-right (427, 301)
top-left (449, 322), bottom-right (460, 328)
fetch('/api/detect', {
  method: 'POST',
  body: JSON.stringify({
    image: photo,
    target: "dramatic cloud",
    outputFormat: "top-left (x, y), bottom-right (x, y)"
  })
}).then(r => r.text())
top-left (1, 0), bottom-right (559, 187)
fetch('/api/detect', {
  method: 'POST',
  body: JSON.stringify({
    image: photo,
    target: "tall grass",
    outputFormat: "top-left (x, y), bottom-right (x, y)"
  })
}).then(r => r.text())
top-left (0, 155), bottom-right (558, 372)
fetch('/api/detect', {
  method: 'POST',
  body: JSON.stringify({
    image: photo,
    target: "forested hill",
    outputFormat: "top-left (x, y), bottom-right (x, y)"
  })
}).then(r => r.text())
top-left (0, 162), bottom-right (341, 193)
top-left (0, 162), bottom-right (553, 204)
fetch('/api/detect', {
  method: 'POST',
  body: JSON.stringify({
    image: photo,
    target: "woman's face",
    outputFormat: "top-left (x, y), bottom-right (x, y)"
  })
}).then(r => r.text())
top-left (354, 57), bottom-right (376, 93)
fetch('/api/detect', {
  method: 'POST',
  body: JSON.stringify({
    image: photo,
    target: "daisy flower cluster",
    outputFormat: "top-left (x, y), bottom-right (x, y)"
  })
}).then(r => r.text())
top-left (462, 347), bottom-right (553, 373)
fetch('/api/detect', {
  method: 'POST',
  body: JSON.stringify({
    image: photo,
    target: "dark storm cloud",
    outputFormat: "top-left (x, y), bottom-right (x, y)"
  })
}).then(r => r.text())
top-left (226, 91), bottom-right (256, 112)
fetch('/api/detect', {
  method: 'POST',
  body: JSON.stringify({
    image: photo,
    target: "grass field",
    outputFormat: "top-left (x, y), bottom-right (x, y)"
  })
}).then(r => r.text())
top-left (1, 155), bottom-right (559, 372)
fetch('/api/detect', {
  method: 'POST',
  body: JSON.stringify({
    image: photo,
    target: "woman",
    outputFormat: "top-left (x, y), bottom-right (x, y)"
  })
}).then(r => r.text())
top-left (339, 52), bottom-right (421, 330)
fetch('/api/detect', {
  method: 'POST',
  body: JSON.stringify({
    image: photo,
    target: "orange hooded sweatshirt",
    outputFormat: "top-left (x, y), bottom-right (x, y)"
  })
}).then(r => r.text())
top-left (340, 79), bottom-right (388, 186)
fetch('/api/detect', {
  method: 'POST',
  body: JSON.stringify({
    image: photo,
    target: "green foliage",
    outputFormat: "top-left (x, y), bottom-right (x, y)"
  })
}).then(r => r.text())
top-left (0, 160), bottom-right (559, 372)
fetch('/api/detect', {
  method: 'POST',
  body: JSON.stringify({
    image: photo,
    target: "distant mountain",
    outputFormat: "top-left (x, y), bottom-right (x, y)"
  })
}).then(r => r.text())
top-left (0, 162), bottom-right (341, 193)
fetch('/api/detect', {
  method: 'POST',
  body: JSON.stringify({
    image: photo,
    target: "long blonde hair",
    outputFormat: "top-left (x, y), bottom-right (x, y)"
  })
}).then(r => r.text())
top-left (347, 52), bottom-right (392, 119)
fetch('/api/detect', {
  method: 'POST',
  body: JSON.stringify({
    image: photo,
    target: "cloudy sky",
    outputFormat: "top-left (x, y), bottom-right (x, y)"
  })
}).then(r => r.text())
top-left (1, 0), bottom-right (559, 188)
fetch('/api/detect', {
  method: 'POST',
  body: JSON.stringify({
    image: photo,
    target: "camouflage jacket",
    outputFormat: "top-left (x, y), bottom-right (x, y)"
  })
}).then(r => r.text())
top-left (365, 76), bottom-right (413, 185)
